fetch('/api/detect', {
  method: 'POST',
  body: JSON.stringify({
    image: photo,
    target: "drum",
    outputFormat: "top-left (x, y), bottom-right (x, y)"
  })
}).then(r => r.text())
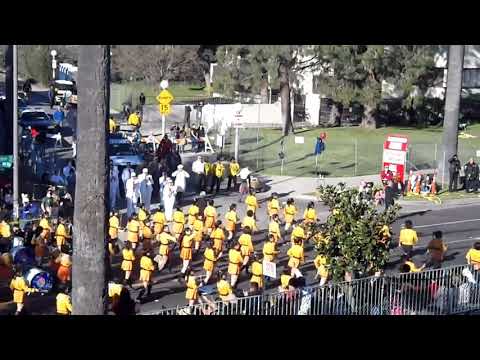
top-left (10, 246), bottom-right (35, 266)
top-left (12, 236), bottom-right (24, 248)
top-left (24, 267), bottom-right (54, 292)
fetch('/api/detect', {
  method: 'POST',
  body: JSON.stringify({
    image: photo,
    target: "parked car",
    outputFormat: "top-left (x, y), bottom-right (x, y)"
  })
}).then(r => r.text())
top-left (19, 108), bottom-right (57, 131)
top-left (109, 138), bottom-right (144, 167)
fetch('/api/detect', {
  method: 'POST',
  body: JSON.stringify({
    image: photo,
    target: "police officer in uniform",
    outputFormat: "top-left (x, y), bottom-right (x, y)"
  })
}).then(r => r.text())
top-left (448, 154), bottom-right (461, 192)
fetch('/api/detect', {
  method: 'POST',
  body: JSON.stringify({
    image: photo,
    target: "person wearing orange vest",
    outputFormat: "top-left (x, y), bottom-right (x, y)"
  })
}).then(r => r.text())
top-left (57, 253), bottom-right (72, 285)
top-left (238, 226), bottom-right (254, 271)
top-left (210, 220), bottom-right (225, 257)
top-left (192, 214), bottom-right (204, 252)
top-left (204, 199), bottom-right (217, 235)
top-left (188, 200), bottom-right (200, 226)
top-left (121, 241), bottom-right (136, 287)
top-left (228, 243), bottom-right (244, 288)
top-left (224, 203), bottom-right (238, 246)
top-left (126, 215), bottom-right (141, 250)
top-left (172, 207), bottom-right (185, 240)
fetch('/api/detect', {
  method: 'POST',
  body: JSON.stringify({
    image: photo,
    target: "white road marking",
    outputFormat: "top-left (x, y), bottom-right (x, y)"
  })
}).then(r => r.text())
top-left (414, 218), bottom-right (480, 228)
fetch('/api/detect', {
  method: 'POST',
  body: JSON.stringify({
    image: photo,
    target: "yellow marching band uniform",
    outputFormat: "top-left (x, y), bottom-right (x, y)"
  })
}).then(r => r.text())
top-left (105, 192), bottom-right (340, 305)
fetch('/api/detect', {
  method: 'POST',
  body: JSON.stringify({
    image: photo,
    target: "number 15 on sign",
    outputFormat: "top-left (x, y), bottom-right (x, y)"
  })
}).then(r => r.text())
top-left (159, 104), bottom-right (171, 115)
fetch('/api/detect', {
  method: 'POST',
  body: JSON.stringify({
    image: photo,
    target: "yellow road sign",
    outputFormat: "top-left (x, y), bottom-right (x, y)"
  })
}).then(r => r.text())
top-left (159, 103), bottom-right (171, 115)
top-left (156, 89), bottom-right (174, 105)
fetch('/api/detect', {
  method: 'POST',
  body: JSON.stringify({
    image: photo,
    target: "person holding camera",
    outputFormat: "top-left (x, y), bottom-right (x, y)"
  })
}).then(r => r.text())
top-left (448, 154), bottom-right (461, 192)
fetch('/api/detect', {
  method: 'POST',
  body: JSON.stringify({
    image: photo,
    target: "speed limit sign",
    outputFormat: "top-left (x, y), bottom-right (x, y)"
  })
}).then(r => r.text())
top-left (159, 103), bottom-right (171, 115)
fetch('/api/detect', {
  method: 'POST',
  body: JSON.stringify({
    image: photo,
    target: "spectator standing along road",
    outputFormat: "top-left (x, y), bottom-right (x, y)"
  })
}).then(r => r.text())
top-left (192, 156), bottom-right (205, 194)
top-left (448, 154), bottom-right (461, 192)
top-left (171, 164), bottom-right (190, 204)
top-left (464, 158), bottom-right (479, 193)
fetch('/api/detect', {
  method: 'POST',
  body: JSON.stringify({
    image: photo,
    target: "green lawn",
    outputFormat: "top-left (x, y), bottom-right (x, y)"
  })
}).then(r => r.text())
top-left (110, 81), bottom-right (208, 111)
top-left (220, 124), bottom-right (480, 177)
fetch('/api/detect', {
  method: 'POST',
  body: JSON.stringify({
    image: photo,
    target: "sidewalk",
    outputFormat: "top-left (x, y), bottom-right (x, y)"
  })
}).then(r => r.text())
top-left (258, 173), bottom-right (480, 210)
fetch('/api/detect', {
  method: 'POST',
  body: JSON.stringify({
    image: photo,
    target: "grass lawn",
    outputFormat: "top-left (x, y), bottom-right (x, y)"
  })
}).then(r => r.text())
top-left (220, 124), bottom-right (480, 178)
top-left (402, 189), bottom-right (480, 202)
top-left (110, 81), bottom-right (208, 111)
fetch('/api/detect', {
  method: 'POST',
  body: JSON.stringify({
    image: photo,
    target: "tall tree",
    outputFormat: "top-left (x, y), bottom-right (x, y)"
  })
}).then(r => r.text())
top-left (439, 45), bottom-right (465, 183)
top-left (72, 45), bottom-right (110, 315)
top-left (314, 45), bottom-right (437, 129)
top-left (215, 45), bottom-right (314, 136)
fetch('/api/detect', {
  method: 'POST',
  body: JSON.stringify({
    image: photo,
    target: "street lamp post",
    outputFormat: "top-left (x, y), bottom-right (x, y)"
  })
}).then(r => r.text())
top-left (50, 49), bottom-right (57, 81)
top-left (209, 63), bottom-right (217, 96)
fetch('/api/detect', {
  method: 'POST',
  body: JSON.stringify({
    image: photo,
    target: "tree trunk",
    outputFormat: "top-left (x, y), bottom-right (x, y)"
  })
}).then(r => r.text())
top-left (360, 104), bottom-right (377, 129)
top-left (72, 45), bottom-right (110, 315)
top-left (2, 45), bottom-right (14, 155)
top-left (260, 79), bottom-right (269, 104)
top-left (203, 71), bottom-right (211, 95)
top-left (439, 45), bottom-right (465, 184)
top-left (279, 62), bottom-right (293, 136)
top-left (327, 102), bottom-right (340, 127)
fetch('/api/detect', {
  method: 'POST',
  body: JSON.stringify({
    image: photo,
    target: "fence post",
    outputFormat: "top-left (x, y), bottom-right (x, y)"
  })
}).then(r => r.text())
top-left (441, 151), bottom-right (446, 186)
top-left (354, 139), bottom-right (358, 176)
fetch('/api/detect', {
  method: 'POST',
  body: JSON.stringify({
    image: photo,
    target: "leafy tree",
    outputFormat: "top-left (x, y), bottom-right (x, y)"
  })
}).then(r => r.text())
top-left (18, 45), bottom-right (52, 85)
top-left (314, 45), bottom-right (438, 128)
top-left (215, 45), bottom-right (315, 135)
top-left (111, 45), bottom-right (202, 85)
top-left (311, 184), bottom-right (400, 282)
top-left (72, 45), bottom-right (110, 315)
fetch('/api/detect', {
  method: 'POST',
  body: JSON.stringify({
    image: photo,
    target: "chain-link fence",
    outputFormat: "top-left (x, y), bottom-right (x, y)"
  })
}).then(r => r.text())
top-left (214, 130), bottom-right (480, 179)
top-left (144, 264), bottom-right (480, 316)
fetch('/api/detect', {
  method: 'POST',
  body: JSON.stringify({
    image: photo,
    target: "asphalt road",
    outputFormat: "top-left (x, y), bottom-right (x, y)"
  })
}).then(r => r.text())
top-left (2, 89), bottom-right (480, 315)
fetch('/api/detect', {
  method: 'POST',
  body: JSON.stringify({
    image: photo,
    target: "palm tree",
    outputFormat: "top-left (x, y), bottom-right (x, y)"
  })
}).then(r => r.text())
top-left (439, 45), bottom-right (464, 184)
top-left (72, 45), bottom-right (110, 315)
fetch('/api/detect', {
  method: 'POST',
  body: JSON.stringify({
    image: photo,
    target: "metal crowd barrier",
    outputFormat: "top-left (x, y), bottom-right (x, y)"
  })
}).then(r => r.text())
top-left (144, 264), bottom-right (480, 315)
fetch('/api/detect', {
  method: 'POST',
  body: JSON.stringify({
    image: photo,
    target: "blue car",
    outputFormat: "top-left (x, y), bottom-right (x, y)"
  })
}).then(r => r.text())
top-left (19, 109), bottom-right (57, 131)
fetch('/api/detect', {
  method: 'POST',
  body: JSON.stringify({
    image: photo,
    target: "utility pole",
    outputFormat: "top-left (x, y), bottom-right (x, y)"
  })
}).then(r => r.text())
top-left (12, 45), bottom-right (19, 220)
top-left (439, 45), bottom-right (465, 183)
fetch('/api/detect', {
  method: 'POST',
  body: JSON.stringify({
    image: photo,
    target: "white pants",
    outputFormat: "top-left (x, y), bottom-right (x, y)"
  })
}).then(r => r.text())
top-left (126, 197), bottom-right (136, 218)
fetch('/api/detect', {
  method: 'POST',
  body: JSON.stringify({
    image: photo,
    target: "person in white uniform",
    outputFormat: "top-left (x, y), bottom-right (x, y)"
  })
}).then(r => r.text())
top-left (162, 178), bottom-right (177, 221)
top-left (171, 164), bottom-right (190, 204)
top-left (125, 173), bottom-right (139, 218)
top-left (121, 163), bottom-right (134, 198)
top-left (110, 165), bottom-right (120, 211)
top-left (139, 168), bottom-right (154, 212)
